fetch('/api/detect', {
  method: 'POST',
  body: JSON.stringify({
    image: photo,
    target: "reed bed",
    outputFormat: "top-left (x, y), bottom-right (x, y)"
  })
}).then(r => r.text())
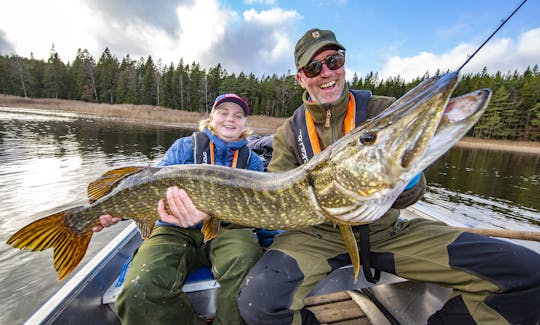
top-left (1, 94), bottom-right (538, 153)
top-left (0, 95), bottom-right (285, 134)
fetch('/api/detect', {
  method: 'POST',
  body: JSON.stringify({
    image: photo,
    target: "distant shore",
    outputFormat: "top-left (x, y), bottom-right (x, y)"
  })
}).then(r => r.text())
top-left (456, 137), bottom-right (540, 154)
top-left (1, 94), bottom-right (539, 154)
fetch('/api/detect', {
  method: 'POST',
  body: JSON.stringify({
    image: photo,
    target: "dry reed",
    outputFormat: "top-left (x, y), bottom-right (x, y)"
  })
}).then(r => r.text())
top-left (1, 94), bottom-right (538, 154)
top-left (0, 94), bottom-right (285, 134)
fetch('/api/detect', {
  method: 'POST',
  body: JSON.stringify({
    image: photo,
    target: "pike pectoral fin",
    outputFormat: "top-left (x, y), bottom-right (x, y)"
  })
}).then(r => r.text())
top-left (87, 166), bottom-right (146, 203)
top-left (339, 224), bottom-right (360, 283)
top-left (202, 217), bottom-right (220, 242)
top-left (6, 208), bottom-right (92, 280)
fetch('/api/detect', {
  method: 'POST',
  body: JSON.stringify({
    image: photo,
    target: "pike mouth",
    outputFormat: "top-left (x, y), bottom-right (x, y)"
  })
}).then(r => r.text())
top-left (425, 88), bottom-right (491, 161)
top-left (400, 88), bottom-right (491, 172)
top-left (387, 72), bottom-right (491, 173)
top-left (391, 72), bottom-right (460, 169)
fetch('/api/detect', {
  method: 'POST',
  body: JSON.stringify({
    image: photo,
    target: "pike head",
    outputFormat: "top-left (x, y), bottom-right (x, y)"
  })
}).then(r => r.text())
top-left (309, 71), bottom-right (492, 224)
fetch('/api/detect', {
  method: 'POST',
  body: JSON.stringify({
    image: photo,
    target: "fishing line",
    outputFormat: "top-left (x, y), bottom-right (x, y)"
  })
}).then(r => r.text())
top-left (457, 0), bottom-right (528, 72)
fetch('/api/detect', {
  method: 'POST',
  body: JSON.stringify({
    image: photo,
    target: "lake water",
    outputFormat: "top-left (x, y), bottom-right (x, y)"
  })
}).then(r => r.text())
top-left (1, 107), bottom-right (539, 324)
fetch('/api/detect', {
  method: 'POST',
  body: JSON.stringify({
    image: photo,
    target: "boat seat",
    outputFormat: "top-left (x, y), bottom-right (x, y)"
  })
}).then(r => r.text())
top-left (103, 264), bottom-right (219, 318)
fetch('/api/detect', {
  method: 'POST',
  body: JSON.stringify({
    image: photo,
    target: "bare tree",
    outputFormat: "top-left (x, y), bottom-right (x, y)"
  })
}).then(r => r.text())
top-left (14, 57), bottom-right (28, 98)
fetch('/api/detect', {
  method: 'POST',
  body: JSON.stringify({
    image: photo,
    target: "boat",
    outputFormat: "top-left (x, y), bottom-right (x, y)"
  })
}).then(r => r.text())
top-left (22, 201), bottom-right (540, 325)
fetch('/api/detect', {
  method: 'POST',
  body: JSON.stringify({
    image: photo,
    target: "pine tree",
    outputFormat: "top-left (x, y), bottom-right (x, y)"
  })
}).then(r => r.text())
top-left (96, 48), bottom-right (119, 104)
top-left (475, 86), bottom-right (508, 139)
top-left (116, 54), bottom-right (136, 104)
top-left (140, 56), bottom-right (157, 105)
top-left (71, 49), bottom-right (98, 101)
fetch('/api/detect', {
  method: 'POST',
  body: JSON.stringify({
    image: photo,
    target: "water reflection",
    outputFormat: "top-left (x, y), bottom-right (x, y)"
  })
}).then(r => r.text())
top-left (424, 147), bottom-right (540, 229)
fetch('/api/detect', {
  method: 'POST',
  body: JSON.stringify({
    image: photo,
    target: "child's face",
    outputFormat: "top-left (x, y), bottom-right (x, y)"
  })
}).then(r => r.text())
top-left (209, 103), bottom-right (247, 142)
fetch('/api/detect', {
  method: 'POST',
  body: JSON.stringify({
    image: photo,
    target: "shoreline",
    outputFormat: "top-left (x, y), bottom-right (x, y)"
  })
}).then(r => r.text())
top-left (1, 94), bottom-right (539, 154)
top-left (455, 137), bottom-right (540, 154)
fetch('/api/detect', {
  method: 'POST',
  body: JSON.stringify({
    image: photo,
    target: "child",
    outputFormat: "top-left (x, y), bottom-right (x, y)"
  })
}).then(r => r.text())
top-left (95, 93), bottom-right (268, 325)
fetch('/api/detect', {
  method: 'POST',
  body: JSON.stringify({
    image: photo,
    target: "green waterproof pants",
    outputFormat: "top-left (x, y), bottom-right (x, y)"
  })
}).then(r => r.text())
top-left (116, 225), bottom-right (263, 325)
top-left (273, 212), bottom-right (504, 324)
top-left (238, 209), bottom-right (540, 325)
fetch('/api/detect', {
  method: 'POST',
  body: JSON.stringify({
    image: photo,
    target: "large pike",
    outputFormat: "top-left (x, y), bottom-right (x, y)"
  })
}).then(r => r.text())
top-left (7, 71), bottom-right (491, 281)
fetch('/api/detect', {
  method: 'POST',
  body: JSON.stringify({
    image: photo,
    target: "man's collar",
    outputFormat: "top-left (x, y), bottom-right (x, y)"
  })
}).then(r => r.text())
top-left (303, 85), bottom-right (350, 124)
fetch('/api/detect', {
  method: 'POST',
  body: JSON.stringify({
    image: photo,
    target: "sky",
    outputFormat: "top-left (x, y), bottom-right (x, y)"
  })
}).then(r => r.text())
top-left (0, 0), bottom-right (539, 82)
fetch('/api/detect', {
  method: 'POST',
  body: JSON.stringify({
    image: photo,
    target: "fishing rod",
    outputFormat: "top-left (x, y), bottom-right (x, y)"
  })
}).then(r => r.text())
top-left (457, 0), bottom-right (528, 72)
top-left (455, 227), bottom-right (540, 242)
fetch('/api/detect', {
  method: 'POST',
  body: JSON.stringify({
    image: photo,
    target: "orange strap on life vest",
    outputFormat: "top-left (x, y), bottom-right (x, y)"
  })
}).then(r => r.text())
top-left (304, 93), bottom-right (356, 154)
top-left (343, 93), bottom-right (356, 134)
top-left (209, 141), bottom-right (239, 168)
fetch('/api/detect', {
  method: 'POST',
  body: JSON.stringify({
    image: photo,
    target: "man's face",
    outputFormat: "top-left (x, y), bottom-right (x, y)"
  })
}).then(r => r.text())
top-left (295, 48), bottom-right (346, 105)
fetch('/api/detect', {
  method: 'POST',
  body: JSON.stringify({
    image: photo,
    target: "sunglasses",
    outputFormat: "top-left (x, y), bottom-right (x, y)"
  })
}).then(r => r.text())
top-left (302, 52), bottom-right (346, 78)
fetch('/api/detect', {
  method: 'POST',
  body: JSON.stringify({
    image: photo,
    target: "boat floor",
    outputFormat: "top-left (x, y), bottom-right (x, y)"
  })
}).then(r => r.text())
top-left (305, 290), bottom-right (375, 324)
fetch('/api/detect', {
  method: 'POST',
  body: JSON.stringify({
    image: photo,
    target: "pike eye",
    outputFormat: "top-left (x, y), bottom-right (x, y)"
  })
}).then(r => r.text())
top-left (359, 132), bottom-right (377, 146)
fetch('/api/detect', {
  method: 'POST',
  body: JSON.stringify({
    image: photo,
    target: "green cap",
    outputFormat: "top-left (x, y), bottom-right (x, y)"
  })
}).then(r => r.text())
top-left (294, 28), bottom-right (345, 69)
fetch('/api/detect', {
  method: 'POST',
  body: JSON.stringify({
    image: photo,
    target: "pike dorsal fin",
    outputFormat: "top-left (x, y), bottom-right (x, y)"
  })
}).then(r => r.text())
top-left (87, 166), bottom-right (146, 203)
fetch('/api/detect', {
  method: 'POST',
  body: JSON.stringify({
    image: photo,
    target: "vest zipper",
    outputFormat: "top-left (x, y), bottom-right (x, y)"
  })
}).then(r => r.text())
top-left (325, 107), bottom-right (338, 144)
top-left (325, 108), bottom-right (331, 128)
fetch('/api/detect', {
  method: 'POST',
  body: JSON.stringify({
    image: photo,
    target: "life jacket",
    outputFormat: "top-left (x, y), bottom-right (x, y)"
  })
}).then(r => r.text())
top-left (290, 89), bottom-right (372, 164)
top-left (192, 131), bottom-right (251, 169)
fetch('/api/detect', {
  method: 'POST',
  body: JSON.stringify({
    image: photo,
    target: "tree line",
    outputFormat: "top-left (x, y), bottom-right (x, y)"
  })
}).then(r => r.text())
top-left (1, 46), bottom-right (539, 140)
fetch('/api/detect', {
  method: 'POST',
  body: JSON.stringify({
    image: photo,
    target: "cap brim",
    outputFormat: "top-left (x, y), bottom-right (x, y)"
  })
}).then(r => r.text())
top-left (213, 97), bottom-right (250, 116)
top-left (298, 41), bottom-right (345, 69)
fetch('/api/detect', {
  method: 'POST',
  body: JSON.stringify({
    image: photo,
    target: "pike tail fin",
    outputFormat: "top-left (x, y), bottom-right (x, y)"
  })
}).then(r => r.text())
top-left (6, 208), bottom-right (92, 280)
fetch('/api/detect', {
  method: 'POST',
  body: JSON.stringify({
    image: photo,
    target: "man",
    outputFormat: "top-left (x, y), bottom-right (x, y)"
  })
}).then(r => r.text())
top-left (237, 28), bottom-right (540, 325)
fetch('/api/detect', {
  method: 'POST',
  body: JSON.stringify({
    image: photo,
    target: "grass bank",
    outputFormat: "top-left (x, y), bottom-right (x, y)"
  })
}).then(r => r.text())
top-left (0, 94), bottom-right (284, 135)
top-left (1, 94), bottom-right (539, 154)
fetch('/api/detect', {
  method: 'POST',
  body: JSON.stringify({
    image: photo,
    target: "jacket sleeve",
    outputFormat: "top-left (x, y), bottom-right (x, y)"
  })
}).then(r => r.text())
top-left (267, 121), bottom-right (300, 173)
top-left (156, 137), bottom-right (193, 166)
top-left (367, 95), bottom-right (396, 118)
top-left (391, 173), bottom-right (426, 209)
top-left (248, 151), bottom-right (265, 172)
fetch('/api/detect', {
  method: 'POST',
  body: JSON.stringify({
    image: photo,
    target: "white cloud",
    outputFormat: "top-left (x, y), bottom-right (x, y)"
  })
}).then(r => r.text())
top-left (91, 12), bottom-right (178, 63)
top-left (256, 30), bottom-right (291, 62)
top-left (378, 28), bottom-right (540, 82)
top-left (0, 0), bottom-right (239, 66)
top-left (0, 0), bottom-right (97, 61)
top-left (516, 27), bottom-right (540, 61)
top-left (175, 0), bottom-right (237, 64)
top-left (198, 7), bottom-right (300, 76)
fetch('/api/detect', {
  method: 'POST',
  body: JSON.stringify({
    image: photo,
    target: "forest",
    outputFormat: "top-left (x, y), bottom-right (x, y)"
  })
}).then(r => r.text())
top-left (1, 46), bottom-right (539, 140)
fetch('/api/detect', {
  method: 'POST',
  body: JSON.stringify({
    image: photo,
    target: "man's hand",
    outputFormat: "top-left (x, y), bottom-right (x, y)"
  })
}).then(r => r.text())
top-left (157, 186), bottom-right (209, 227)
top-left (92, 214), bottom-right (123, 232)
